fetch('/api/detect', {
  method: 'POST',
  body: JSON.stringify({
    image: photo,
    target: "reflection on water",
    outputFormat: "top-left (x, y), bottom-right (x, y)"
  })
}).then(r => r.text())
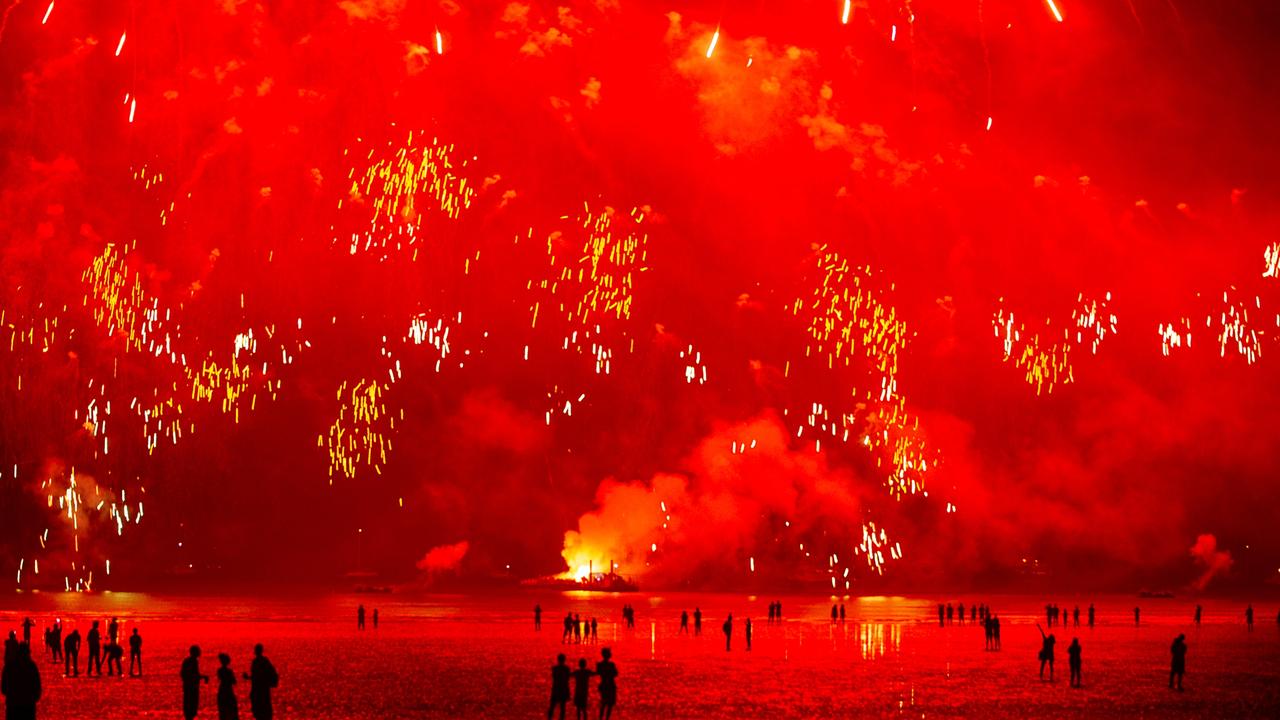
top-left (858, 621), bottom-right (902, 660)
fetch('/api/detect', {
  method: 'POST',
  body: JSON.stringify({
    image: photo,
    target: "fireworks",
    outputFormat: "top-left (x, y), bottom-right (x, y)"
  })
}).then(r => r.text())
top-left (319, 379), bottom-right (399, 483)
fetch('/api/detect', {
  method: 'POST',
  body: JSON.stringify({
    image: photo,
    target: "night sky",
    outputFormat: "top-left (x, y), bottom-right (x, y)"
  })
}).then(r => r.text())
top-left (1, 0), bottom-right (1278, 592)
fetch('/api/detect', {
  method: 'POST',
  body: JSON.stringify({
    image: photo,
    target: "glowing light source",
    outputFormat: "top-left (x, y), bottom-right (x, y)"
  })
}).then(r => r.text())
top-left (706, 28), bottom-right (719, 59)
top-left (1046, 0), bottom-right (1064, 23)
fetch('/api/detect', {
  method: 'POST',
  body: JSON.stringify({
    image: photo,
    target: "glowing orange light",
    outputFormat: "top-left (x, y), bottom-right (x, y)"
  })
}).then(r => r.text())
top-left (706, 29), bottom-right (719, 59)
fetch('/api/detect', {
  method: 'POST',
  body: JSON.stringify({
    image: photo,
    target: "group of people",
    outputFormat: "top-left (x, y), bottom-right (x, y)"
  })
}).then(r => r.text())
top-left (15, 617), bottom-right (142, 679)
top-left (547, 647), bottom-right (618, 720)
top-left (1034, 627), bottom-right (1188, 691)
top-left (180, 643), bottom-right (279, 720)
top-left (937, 601), bottom-right (998, 626)
top-left (558, 613), bottom-right (600, 645)
top-left (3, 616), bottom-right (279, 720)
top-left (1044, 603), bottom-right (1093, 628)
top-left (355, 605), bottom-right (379, 630)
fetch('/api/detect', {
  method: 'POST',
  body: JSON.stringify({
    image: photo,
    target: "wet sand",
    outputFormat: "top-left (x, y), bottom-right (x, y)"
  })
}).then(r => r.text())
top-left (2, 593), bottom-right (1278, 718)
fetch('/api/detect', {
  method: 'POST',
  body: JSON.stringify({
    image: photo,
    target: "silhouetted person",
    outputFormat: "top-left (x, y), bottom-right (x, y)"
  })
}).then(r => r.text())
top-left (983, 616), bottom-right (993, 650)
top-left (957, 603), bottom-right (965, 625)
top-left (106, 642), bottom-right (124, 677)
top-left (946, 604), bottom-right (953, 625)
top-left (86, 622), bottom-right (102, 676)
top-left (180, 645), bottom-right (210, 720)
top-left (548, 653), bottom-right (570, 720)
top-left (108, 618), bottom-right (119, 647)
top-left (1245, 604), bottom-right (1253, 630)
top-left (1194, 605), bottom-right (1202, 626)
top-left (937, 604), bottom-right (944, 627)
top-left (830, 605), bottom-right (838, 624)
top-left (535, 605), bottom-right (542, 631)
top-left (2, 642), bottom-right (41, 720)
top-left (839, 604), bottom-right (846, 623)
top-left (767, 603), bottom-right (775, 625)
top-left (372, 609), bottom-right (379, 630)
top-left (1045, 604), bottom-right (1053, 627)
top-left (20, 620), bottom-right (33, 647)
top-left (49, 623), bottom-right (61, 664)
top-left (722, 614), bottom-right (733, 651)
top-left (573, 614), bottom-right (582, 644)
top-left (775, 602), bottom-right (782, 621)
top-left (571, 658), bottom-right (594, 720)
top-left (590, 618), bottom-right (598, 643)
top-left (1169, 634), bottom-right (1187, 691)
top-left (993, 615), bottom-right (1001, 650)
top-left (745, 618), bottom-right (752, 651)
top-left (1067, 638), bottom-right (1082, 687)
top-left (563, 613), bottom-right (574, 643)
top-left (1036, 625), bottom-right (1055, 681)
top-left (679, 611), bottom-right (689, 634)
top-left (216, 653), bottom-right (238, 720)
top-left (1087, 604), bottom-right (1095, 628)
top-left (243, 644), bottom-right (277, 720)
top-left (1073, 606), bottom-right (1080, 627)
top-left (63, 629), bottom-right (80, 677)
top-left (357, 605), bottom-right (365, 631)
top-left (128, 628), bottom-right (143, 676)
top-left (694, 608), bottom-right (702, 636)
top-left (1134, 606), bottom-right (1140, 626)
top-left (596, 648), bottom-right (618, 720)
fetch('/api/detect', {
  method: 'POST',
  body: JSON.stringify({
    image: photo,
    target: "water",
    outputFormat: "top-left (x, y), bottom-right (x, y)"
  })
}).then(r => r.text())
top-left (2, 593), bottom-right (1277, 718)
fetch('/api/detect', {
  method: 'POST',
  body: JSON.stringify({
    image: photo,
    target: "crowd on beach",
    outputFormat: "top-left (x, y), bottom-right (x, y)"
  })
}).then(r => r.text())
top-left (4, 599), bottom-right (1275, 718)
top-left (1, 614), bottom-right (278, 720)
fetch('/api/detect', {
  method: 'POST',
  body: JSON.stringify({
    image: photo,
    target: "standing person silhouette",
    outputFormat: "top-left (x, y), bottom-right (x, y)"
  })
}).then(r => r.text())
top-left (87, 621), bottom-right (102, 676)
top-left (129, 629), bottom-right (143, 676)
top-left (1134, 607), bottom-right (1140, 626)
top-left (839, 604), bottom-right (846, 623)
top-left (957, 603), bottom-right (965, 625)
top-left (535, 605), bottom-right (542, 631)
top-left (767, 603), bottom-right (774, 625)
top-left (1169, 634), bottom-right (1187, 691)
top-left (50, 622), bottom-right (61, 663)
top-left (1194, 605), bottom-right (1202, 626)
top-left (590, 618), bottom-right (598, 644)
top-left (372, 609), bottom-right (379, 630)
top-left (693, 608), bottom-right (702, 636)
top-left (357, 605), bottom-right (365, 631)
top-left (573, 615), bottom-right (582, 644)
top-left (745, 618), bottom-right (752, 651)
top-left (63, 629), bottom-right (80, 678)
top-left (722, 614), bottom-right (733, 652)
top-left (216, 653), bottom-right (238, 720)
top-left (243, 644), bottom-right (278, 720)
top-left (562, 613), bottom-right (574, 643)
top-left (108, 618), bottom-right (119, 647)
top-left (1073, 606), bottom-right (1080, 627)
top-left (830, 605), bottom-right (838, 624)
top-left (570, 659), bottom-right (594, 720)
top-left (595, 648), bottom-right (618, 720)
top-left (1087, 604), bottom-right (1095, 628)
top-left (180, 646), bottom-right (210, 720)
top-left (937, 604), bottom-right (944, 627)
top-left (993, 615), bottom-right (1001, 650)
top-left (1245, 605), bottom-right (1253, 630)
top-left (21, 619), bottom-right (34, 646)
top-left (1067, 638), bottom-right (1083, 688)
top-left (679, 611), bottom-right (689, 635)
top-left (547, 654), bottom-right (570, 720)
top-left (1036, 624), bottom-right (1055, 681)
top-left (2, 642), bottom-right (41, 720)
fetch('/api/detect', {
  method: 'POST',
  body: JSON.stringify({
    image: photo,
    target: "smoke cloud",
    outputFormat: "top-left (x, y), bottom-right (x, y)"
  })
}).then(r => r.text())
top-left (1189, 534), bottom-right (1233, 591)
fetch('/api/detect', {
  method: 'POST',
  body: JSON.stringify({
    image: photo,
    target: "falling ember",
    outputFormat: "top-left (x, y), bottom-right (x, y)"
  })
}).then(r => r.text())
top-left (41, 1), bottom-right (53, 25)
top-left (435, 29), bottom-right (443, 55)
top-left (129, 98), bottom-right (136, 123)
top-left (705, 28), bottom-right (719, 59)
top-left (116, 32), bottom-right (126, 56)
top-left (841, 0), bottom-right (851, 25)
top-left (1045, 0), bottom-right (1065, 23)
